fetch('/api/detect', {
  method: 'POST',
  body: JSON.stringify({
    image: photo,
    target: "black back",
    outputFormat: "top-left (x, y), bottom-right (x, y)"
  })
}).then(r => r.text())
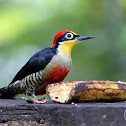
top-left (10, 47), bottom-right (57, 83)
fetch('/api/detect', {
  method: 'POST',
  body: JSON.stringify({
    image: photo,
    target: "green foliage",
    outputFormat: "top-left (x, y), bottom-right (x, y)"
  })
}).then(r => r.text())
top-left (16, 94), bottom-right (49, 99)
top-left (0, 0), bottom-right (126, 98)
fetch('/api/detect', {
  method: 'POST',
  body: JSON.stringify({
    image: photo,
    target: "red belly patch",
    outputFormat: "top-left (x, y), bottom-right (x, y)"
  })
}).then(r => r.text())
top-left (35, 66), bottom-right (69, 95)
top-left (46, 66), bottom-right (69, 83)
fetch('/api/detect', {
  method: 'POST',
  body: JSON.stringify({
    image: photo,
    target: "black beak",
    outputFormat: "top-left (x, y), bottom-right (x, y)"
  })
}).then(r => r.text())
top-left (77, 35), bottom-right (95, 41)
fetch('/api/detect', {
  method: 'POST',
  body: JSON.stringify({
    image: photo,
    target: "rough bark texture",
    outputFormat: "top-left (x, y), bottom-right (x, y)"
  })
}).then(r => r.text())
top-left (0, 99), bottom-right (126, 126)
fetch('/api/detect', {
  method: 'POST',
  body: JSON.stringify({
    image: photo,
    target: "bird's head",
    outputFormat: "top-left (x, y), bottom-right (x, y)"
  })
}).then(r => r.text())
top-left (52, 30), bottom-right (95, 56)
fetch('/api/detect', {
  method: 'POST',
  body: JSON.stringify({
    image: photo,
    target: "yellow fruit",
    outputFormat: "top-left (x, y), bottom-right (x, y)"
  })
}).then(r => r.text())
top-left (46, 81), bottom-right (126, 103)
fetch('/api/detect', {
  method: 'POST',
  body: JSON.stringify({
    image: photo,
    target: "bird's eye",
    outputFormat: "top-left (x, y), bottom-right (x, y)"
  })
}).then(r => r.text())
top-left (65, 33), bottom-right (74, 39)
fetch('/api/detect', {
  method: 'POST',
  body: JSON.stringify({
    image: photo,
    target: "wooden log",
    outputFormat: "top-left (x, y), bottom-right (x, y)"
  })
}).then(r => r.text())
top-left (0, 99), bottom-right (126, 126)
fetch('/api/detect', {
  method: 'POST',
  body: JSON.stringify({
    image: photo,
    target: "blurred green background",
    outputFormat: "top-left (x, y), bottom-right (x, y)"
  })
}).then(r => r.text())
top-left (0, 0), bottom-right (126, 98)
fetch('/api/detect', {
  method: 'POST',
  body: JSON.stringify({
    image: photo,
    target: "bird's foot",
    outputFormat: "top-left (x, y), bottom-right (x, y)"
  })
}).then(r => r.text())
top-left (32, 93), bottom-right (37, 99)
top-left (26, 98), bottom-right (47, 104)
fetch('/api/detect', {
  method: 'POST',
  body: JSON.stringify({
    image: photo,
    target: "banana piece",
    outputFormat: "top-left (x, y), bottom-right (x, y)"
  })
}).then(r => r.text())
top-left (46, 81), bottom-right (126, 103)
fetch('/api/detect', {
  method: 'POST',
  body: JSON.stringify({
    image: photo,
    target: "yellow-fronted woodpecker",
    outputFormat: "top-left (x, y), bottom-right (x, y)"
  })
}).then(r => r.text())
top-left (0, 30), bottom-right (95, 99)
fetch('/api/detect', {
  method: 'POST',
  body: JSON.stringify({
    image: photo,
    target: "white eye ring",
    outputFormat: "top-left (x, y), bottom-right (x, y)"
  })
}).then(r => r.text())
top-left (65, 33), bottom-right (74, 39)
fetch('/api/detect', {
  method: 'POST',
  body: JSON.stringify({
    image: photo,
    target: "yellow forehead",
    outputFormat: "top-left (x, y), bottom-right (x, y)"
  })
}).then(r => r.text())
top-left (70, 31), bottom-right (78, 35)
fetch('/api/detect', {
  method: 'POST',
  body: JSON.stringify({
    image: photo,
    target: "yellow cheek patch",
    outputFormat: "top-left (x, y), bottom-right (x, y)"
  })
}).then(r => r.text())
top-left (58, 40), bottom-right (78, 56)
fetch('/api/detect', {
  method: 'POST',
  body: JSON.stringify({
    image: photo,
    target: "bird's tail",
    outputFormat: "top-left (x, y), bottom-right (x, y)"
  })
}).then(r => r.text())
top-left (0, 86), bottom-right (15, 99)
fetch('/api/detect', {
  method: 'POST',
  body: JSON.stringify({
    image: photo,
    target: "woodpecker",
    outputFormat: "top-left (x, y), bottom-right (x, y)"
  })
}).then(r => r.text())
top-left (0, 30), bottom-right (95, 99)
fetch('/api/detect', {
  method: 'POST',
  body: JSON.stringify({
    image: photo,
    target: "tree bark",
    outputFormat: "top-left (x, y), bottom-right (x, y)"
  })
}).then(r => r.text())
top-left (0, 99), bottom-right (126, 126)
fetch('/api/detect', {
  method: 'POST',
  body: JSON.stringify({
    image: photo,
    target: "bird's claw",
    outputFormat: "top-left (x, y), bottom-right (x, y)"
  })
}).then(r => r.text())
top-left (26, 98), bottom-right (47, 104)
